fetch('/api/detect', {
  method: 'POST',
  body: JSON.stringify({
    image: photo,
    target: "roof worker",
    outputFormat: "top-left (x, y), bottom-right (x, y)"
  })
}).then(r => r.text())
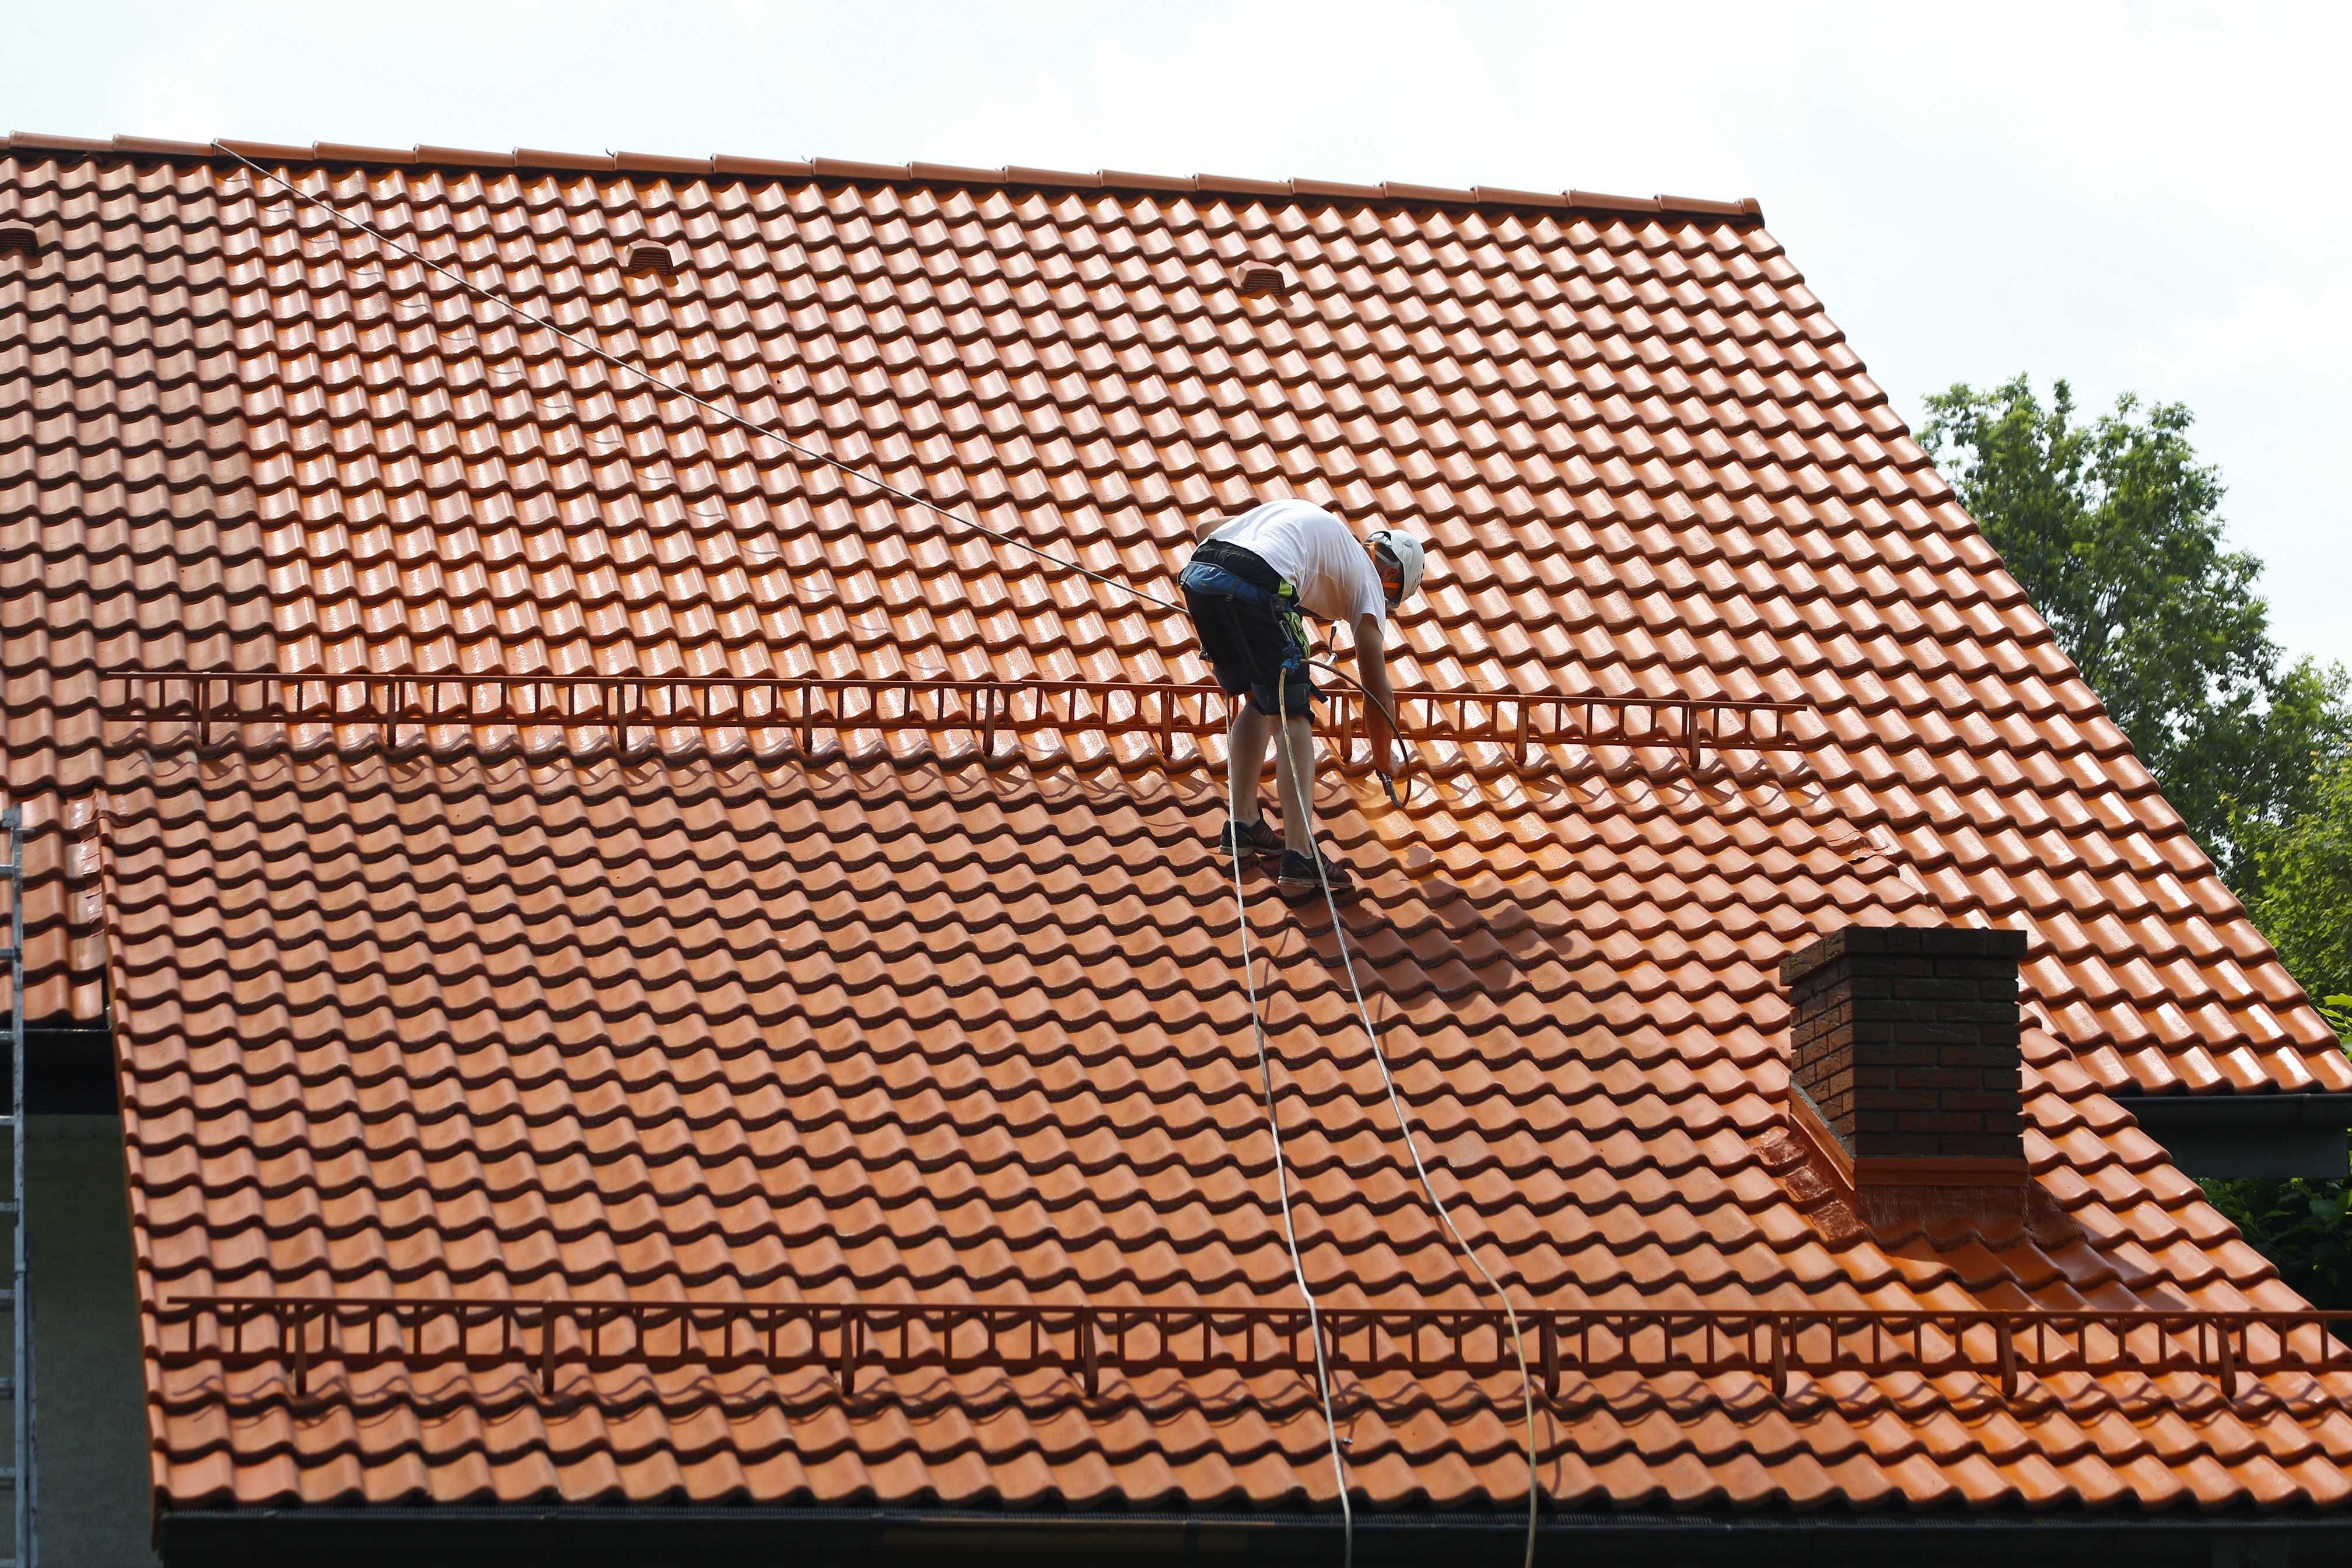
top-left (1179, 497), bottom-right (1428, 898)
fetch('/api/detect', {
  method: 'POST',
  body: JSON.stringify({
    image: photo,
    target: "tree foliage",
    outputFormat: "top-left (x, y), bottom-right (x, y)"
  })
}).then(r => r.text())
top-left (1921, 377), bottom-right (2352, 1302)
top-left (2203, 1175), bottom-right (2352, 1308)
top-left (2245, 750), bottom-right (2352, 1019)
top-left (1917, 377), bottom-right (2346, 888)
top-left (2199, 690), bottom-right (2352, 1308)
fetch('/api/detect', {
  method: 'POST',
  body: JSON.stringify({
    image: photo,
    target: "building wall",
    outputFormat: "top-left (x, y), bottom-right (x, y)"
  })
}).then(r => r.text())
top-left (29, 1116), bottom-right (158, 1567)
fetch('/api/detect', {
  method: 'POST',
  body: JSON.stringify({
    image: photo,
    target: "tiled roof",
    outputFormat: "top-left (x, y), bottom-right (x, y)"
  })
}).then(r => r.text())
top-left (6, 139), bottom-right (2350, 1520)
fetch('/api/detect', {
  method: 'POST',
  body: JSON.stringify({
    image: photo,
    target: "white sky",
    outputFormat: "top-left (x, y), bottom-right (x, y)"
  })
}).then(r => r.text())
top-left (8, 0), bottom-right (2346, 669)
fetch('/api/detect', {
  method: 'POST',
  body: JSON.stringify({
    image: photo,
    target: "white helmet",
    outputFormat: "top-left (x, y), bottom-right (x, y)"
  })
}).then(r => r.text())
top-left (1366, 528), bottom-right (1428, 605)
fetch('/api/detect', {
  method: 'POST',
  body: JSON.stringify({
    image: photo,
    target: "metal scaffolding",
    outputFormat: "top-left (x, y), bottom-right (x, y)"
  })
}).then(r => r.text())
top-left (2, 806), bottom-right (35, 1566)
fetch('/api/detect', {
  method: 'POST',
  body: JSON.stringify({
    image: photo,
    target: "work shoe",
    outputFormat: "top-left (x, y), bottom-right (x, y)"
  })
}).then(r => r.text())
top-left (1277, 848), bottom-right (1359, 898)
top-left (1220, 818), bottom-right (1286, 859)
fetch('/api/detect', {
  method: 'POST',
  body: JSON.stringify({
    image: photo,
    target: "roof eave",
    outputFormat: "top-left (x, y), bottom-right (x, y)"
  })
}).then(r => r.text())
top-left (155, 1502), bottom-right (2352, 1567)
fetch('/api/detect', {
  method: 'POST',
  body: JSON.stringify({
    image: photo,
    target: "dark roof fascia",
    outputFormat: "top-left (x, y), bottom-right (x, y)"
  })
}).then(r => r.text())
top-left (2115, 1090), bottom-right (2352, 1177)
top-left (155, 1504), bottom-right (2352, 1568)
top-left (2113, 1091), bottom-right (2352, 1131)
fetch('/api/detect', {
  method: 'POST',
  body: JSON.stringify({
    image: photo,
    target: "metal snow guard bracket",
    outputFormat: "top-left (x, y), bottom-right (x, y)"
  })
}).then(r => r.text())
top-left (158, 1297), bottom-right (2352, 1405)
top-left (98, 667), bottom-right (1814, 775)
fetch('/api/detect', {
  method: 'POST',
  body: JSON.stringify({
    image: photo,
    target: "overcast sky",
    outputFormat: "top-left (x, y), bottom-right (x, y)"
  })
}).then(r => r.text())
top-left (8, 1), bottom-right (2345, 669)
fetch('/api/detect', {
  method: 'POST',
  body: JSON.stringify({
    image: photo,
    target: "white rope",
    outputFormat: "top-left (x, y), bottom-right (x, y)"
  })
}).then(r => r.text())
top-left (1225, 723), bottom-right (1355, 1564)
top-left (1278, 669), bottom-right (1540, 1568)
top-left (208, 142), bottom-right (1188, 617)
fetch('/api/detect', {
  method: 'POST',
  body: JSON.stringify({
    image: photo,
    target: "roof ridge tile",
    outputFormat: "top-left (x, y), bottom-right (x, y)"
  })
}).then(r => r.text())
top-left (712, 153), bottom-right (813, 177)
top-left (1196, 173), bottom-right (1293, 198)
top-left (113, 134), bottom-right (212, 157)
top-left (811, 157), bottom-right (913, 181)
top-left (5, 130), bottom-right (114, 152)
top-left (0, 134), bottom-right (1772, 225)
top-left (1567, 188), bottom-right (1659, 213)
top-left (1383, 180), bottom-right (1478, 204)
top-left (1100, 169), bottom-right (1199, 194)
top-left (512, 147), bottom-right (614, 173)
top-left (1475, 186), bottom-right (1571, 211)
top-left (214, 138), bottom-right (313, 163)
top-left (1004, 165), bottom-right (1102, 189)
top-left (313, 141), bottom-right (416, 166)
top-left (612, 151), bottom-right (716, 176)
top-left (414, 144), bottom-right (514, 168)
top-left (1293, 177), bottom-right (1386, 202)
top-left (907, 160), bottom-right (1005, 186)
top-left (1658, 194), bottom-right (1761, 218)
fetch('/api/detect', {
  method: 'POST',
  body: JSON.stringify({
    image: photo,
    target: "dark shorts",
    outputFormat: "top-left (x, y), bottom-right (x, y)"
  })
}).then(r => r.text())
top-left (1180, 548), bottom-right (1317, 718)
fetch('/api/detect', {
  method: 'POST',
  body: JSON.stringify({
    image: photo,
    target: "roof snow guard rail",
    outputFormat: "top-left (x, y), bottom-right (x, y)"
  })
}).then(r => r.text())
top-left (158, 1297), bottom-right (2352, 1405)
top-left (99, 668), bottom-right (1812, 775)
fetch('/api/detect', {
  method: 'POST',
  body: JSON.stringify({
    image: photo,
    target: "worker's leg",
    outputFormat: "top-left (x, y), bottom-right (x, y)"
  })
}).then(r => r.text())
top-left (1273, 712), bottom-right (1315, 854)
top-left (1227, 702), bottom-right (1273, 825)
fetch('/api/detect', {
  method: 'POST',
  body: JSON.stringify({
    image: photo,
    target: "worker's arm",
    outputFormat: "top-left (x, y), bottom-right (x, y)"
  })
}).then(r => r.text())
top-left (1353, 611), bottom-right (1402, 778)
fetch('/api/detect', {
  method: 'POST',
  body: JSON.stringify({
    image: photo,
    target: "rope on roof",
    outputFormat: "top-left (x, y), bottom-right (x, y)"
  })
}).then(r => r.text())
top-left (1224, 732), bottom-right (1355, 1562)
top-left (1274, 672), bottom-right (1541, 1568)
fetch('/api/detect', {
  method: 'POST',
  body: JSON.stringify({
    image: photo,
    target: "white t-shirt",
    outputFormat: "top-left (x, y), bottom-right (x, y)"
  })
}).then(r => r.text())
top-left (1205, 500), bottom-right (1386, 627)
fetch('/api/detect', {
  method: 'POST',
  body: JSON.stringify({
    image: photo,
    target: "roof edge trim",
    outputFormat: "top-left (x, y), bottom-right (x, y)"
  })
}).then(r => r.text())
top-left (1, 133), bottom-right (1768, 224)
top-left (155, 1502), bottom-right (2352, 1535)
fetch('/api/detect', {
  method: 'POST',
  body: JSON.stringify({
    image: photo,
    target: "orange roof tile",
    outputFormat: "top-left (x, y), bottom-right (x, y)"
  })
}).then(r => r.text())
top-left (6, 139), bottom-right (2351, 1525)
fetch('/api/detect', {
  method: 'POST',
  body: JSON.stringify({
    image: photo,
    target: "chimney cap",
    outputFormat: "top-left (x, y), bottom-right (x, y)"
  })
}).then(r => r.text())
top-left (1782, 923), bottom-right (2026, 985)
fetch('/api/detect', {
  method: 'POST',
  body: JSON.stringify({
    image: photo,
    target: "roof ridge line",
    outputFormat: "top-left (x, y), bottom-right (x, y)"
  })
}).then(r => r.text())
top-left (0, 131), bottom-right (1766, 225)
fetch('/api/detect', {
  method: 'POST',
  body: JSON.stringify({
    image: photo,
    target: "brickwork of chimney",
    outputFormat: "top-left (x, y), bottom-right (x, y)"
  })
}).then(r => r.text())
top-left (1781, 925), bottom-right (2029, 1168)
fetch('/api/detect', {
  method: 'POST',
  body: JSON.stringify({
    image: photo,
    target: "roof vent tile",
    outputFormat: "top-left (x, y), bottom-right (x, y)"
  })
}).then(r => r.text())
top-left (1237, 265), bottom-right (1287, 299)
top-left (624, 243), bottom-right (681, 279)
top-left (0, 226), bottom-right (37, 258)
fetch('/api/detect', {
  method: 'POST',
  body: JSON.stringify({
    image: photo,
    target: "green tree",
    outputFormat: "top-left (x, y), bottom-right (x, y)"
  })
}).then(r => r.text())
top-left (1917, 377), bottom-right (2346, 889)
top-left (2203, 758), bottom-right (2352, 1307)
top-left (2203, 1177), bottom-right (2352, 1308)
top-left (2246, 750), bottom-right (2352, 1038)
top-left (1924, 378), bottom-right (2352, 1303)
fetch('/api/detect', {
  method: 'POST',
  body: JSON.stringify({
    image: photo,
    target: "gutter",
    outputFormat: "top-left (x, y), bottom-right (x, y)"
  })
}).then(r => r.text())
top-left (2115, 1091), bottom-right (2352, 1178)
top-left (2115, 1091), bottom-right (2352, 1130)
top-left (155, 1502), bottom-right (2352, 1567)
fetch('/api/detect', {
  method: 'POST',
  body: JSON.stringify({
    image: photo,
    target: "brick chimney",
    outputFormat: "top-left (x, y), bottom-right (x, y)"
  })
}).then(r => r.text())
top-left (1780, 925), bottom-right (2031, 1228)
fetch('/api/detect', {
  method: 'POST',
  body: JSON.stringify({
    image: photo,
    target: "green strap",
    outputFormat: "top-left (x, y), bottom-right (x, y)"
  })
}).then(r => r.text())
top-left (1278, 581), bottom-right (1310, 661)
